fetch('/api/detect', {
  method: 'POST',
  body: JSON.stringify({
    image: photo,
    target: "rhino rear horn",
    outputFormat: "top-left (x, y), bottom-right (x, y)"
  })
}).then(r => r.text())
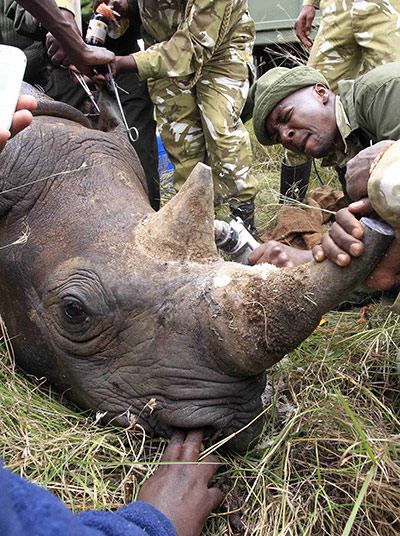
top-left (136, 163), bottom-right (220, 263)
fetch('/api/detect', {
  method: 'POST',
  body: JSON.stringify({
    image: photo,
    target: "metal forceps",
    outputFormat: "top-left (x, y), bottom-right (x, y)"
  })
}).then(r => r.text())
top-left (107, 64), bottom-right (139, 143)
top-left (72, 71), bottom-right (101, 114)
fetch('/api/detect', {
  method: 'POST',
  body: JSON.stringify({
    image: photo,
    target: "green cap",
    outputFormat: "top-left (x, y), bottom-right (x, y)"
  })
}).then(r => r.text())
top-left (250, 65), bottom-right (330, 146)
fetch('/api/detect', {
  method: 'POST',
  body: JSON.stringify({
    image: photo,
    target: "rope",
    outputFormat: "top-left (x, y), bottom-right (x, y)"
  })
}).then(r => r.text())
top-left (173, 0), bottom-right (234, 90)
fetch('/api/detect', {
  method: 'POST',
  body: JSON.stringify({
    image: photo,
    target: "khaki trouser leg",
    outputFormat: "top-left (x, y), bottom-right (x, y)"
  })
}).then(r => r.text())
top-left (148, 68), bottom-right (258, 204)
top-left (197, 57), bottom-right (258, 205)
top-left (148, 77), bottom-right (206, 193)
top-left (308, 0), bottom-right (400, 93)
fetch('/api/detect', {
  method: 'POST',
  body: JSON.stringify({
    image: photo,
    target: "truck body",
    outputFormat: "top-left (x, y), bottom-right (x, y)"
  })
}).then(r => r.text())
top-left (248, 0), bottom-right (320, 73)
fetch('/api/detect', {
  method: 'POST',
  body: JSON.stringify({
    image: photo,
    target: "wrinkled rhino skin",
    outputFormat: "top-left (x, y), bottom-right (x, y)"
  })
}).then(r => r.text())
top-left (0, 91), bottom-right (391, 450)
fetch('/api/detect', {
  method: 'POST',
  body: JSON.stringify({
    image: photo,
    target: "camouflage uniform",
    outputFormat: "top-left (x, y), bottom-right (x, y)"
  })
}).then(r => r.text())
top-left (286, 0), bottom-right (400, 166)
top-left (367, 140), bottom-right (400, 314)
top-left (132, 0), bottom-right (259, 205)
top-left (304, 0), bottom-right (400, 93)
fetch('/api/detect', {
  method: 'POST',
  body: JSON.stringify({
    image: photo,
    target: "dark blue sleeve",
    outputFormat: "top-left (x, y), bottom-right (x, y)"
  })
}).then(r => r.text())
top-left (77, 501), bottom-right (177, 536)
top-left (0, 460), bottom-right (176, 536)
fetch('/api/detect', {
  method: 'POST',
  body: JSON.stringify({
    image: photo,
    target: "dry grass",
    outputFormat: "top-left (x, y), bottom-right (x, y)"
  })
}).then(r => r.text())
top-left (1, 131), bottom-right (400, 535)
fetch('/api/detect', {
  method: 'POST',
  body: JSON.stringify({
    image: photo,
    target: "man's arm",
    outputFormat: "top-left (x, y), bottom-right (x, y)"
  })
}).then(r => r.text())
top-left (295, 0), bottom-right (319, 47)
top-left (107, 0), bottom-right (239, 80)
top-left (15, 0), bottom-right (115, 76)
top-left (2, 429), bottom-right (222, 536)
top-left (312, 142), bottom-right (400, 296)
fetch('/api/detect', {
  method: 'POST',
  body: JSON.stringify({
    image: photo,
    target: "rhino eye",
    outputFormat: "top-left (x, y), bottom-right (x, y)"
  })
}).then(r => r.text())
top-left (62, 299), bottom-right (88, 324)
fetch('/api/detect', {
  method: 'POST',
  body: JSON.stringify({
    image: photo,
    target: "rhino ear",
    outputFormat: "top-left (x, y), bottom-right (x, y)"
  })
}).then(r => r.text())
top-left (136, 163), bottom-right (219, 263)
top-left (96, 89), bottom-right (124, 134)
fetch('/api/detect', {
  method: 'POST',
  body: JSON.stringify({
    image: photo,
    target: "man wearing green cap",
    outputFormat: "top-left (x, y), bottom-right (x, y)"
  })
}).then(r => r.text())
top-left (282, 0), bottom-right (400, 203)
top-left (248, 62), bottom-right (400, 310)
top-left (250, 62), bottom-right (400, 173)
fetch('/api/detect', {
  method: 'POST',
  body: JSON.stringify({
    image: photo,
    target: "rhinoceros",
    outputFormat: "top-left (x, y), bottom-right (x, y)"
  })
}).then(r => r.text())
top-left (0, 87), bottom-right (390, 450)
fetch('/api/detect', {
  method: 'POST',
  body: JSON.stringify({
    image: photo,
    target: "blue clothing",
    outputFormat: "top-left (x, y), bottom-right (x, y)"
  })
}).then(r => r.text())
top-left (0, 460), bottom-right (176, 536)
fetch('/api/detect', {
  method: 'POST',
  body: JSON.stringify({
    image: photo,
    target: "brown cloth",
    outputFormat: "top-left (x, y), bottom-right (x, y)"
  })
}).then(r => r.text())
top-left (261, 186), bottom-right (348, 249)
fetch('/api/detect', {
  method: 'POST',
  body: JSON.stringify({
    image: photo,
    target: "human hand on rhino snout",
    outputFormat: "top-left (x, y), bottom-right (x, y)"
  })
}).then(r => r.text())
top-left (138, 429), bottom-right (223, 536)
top-left (46, 8), bottom-right (115, 77)
top-left (313, 200), bottom-right (400, 291)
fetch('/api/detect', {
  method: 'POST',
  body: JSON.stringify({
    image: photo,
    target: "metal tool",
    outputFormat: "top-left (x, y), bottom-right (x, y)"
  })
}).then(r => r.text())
top-left (107, 64), bottom-right (139, 142)
top-left (114, 83), bottom-right (129, 95)
top-left (72, 71), bottom-right (101, 114)
top-left (360, 217), bottom-right (395, 236)
top-left (214, 217), bottom-right (260, 264)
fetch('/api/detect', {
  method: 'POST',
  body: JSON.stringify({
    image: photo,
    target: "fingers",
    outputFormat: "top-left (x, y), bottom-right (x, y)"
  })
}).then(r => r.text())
top-left (295, 21), bottom-right (312, 47)
top-left (16, 95), bottom-right (37, 113)
top-left (46, 34), bottom-right (70, 67)
top-left (248, 242), bottom-right (293, 267)
top-left (197, 454), bottom-right (222, 483)
top-left (330, 221), bottom-right (364, 256)
top-left (312, 244), bottom-right (325, 263)
top-left (0, 130), bottom-right (10, 152)
top-left (162, 429), bottom-right (204, 463)
top-left (207, 486), bottom-right (224, 511)
top-left (74, 49), bottom-right (116, 80)
top-left (248, 244), bottom-right (267, 265)
top-left (320, 223), bottom-right (363, 266)
top-left (10, 110), bottom-right (33, 138)
top-left (110, 0), bottom-right (129, 17)
top-left (320, 230), bottom-right (351, 266)
top-left (313, 207), bottom-right (374, 266)
top-left (162, 429), bottom-right (186, 462)
top-left (181, 429), bottom-right (204, 462)
top-left (93, 0), bottom-right (109, 11)
top-left (47, 49), bottom-right (69, 66)
top-left (335, 208), bottom-right (364, 239)
top-left (316, 208), bottom-right (365, 266)
top-left (348, 198), bottom-right (373, 215)
top-left (0, 97), bottom-right (36, 152)
top-left (295, 8), bottom-right (315, 47)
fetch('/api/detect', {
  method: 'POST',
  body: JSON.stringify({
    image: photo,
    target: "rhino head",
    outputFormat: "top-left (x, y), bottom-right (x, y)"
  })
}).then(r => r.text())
top-left (0, 93), bottom-right (390, 450)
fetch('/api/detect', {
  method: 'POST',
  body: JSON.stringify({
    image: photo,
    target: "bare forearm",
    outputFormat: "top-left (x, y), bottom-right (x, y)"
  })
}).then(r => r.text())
top-left (15, 0), bottom-right (85, 64)
top-left (116, 55), bottom-right (138, 74)
top-left (16, 0), bottom-right (115, 74)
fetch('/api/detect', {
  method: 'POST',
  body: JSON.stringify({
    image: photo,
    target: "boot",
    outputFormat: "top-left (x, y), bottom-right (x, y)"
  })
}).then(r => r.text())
top-left (229, 200), bottom-right (258, 236)
top-left (280, 158), bottom-right (312, 203)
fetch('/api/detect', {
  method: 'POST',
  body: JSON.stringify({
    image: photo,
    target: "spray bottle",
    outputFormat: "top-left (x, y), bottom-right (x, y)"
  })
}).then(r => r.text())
top-left (85, 4), bottom-right (112, 46)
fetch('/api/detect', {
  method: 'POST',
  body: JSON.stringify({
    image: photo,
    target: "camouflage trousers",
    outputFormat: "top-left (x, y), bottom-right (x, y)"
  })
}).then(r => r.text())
top-left (287, 0), bottom-right (400, 166)
top-left (147, 55), bottom-right (259, 205)
top-left (309, 0), bottom-right (400, 93)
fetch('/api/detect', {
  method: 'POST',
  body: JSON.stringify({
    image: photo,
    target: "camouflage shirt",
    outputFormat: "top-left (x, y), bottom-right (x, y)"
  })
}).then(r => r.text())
top-left (133, 0), bottom-right (255, 80)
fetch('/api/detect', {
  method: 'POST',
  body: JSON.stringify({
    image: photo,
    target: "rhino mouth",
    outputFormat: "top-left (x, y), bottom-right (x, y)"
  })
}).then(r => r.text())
top-left (102, 373), bottom-right (267, 451)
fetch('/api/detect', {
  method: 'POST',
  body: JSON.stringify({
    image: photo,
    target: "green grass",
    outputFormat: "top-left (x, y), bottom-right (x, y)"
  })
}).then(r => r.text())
top-left (1, 130), bottom-right (400, 535)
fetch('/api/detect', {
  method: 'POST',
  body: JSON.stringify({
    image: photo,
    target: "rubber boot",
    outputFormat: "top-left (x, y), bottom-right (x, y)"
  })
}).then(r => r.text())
top-left (229, 200), bottom-right (258, 237)
top-left (280, 158), bottom-right (312, 203)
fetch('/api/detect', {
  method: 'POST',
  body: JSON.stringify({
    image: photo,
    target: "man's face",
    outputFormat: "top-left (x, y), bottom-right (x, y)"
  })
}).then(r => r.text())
top-left (265, 85), bottom-right (341, 158)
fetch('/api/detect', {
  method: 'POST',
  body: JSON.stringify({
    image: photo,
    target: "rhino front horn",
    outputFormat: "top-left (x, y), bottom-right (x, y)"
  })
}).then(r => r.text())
top-left (136, 163), bottom-right (219, 263)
